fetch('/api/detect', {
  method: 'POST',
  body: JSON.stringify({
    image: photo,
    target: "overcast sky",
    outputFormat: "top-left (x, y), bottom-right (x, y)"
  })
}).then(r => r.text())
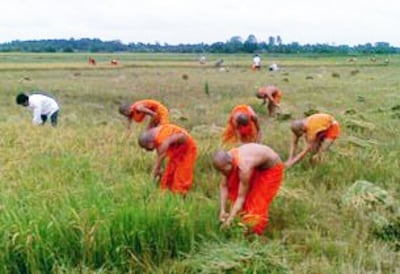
top-left (1, 0), bottom-right (399, 46)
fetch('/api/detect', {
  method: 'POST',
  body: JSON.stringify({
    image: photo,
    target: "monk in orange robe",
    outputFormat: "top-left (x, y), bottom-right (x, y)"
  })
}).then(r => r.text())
top-left (256, 85), bottom-right (283, 116)
top-left (212, 143), bottom-right (284, 235)
top-left (285, 113), bottom-right (340, 168)
top-left (119, 99), bottom-right (169, 136)
top-left (138, 124), bottom-right (197, 195)
top-left (222, 105), bottom-right (261, 144)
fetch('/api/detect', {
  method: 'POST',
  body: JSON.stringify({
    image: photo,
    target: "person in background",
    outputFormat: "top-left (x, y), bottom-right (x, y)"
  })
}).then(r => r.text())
top-left (285, 113), bottom-right (340, 168)
top-left (16, 92), bottom-right (60, 127)
top-left (256, 85), bottom-right (283, 116)
top-left (222, 105), bottom-right (261, 144)
top-left (252, 54), bottom-right (261, 71)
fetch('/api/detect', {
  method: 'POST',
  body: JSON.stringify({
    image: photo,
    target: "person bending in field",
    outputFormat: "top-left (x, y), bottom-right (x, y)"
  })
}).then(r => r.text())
top-left (212, 143), bottom-right (284, 235)
top-left (119, 99), bottom-right (169, 137)
top-left (256, 85), bottom-right (283, 116)
top-left (16, 92), bottom-right (60, 127)
top-left (285, 113), bottom-right (340, 168)
top-left (222, 105), bottom-right (261, 144)
top-left (252, 54), bottom-right (261, 71)
top-left (138, 124), bottom-right (197, 196)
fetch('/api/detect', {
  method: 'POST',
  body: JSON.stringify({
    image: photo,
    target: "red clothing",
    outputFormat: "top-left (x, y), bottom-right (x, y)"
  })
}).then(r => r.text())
top-left (226, 149), bottom-right (284, 234)
top-left (154, 124), bottom-right (197, 194)
top-left (130, 99), bottom-right (169, 127)
top-left (222, 105), bottom-right (259, 144)
top-left (323, 121), bottom-right (340, 140)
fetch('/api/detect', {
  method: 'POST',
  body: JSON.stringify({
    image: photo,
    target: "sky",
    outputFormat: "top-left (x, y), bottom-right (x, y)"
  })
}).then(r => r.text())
top-left (1, 0), bottom-right (399, 46)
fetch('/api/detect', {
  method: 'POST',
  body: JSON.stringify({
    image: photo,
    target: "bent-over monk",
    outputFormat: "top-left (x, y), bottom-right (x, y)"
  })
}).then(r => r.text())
top-left (256, 85), bottom-right (283, 116)
top-left (119, 99), bottom-right (169, 136)
top-left (222, 105), bottom-right (261, 144)
top-left (213, 143), bottom-right (284, 235)
top-left (88, 57), bottom-right (96, 65)
top-left (285, 113), bottom-right (340, 168)
top-left (138, 124), bottom-right (197, 195)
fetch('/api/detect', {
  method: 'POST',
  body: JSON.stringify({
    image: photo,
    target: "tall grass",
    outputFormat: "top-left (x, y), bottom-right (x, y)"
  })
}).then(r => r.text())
top-left (0, 53), bottom-right (399, 273)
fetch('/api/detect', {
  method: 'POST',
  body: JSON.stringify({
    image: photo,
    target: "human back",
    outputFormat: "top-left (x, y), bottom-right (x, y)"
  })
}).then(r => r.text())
top-left (234, 143), bottom-right (281, 171)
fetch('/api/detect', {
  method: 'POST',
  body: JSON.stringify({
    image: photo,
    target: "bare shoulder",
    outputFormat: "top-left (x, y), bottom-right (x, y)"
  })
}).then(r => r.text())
top-left (237, 143), bottom-right (278, 164)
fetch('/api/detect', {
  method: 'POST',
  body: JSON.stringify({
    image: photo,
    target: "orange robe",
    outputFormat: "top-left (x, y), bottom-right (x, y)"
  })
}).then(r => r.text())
top-left (154, 124), bottom-right (197, 195)
top-left (130, 99), bottom-right (169, 127)
top-left (305, 113), bottom-right (340, 142)
top-left (222, 105), bottom-right (258, 144)
top-left (226, 149), bottom-right (284, 235)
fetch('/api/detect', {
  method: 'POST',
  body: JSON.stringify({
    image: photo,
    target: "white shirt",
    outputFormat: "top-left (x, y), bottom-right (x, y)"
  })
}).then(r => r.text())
top-left (253, 56), bottom-right (261, 66)
top-left (28, 94), bottom-right (59, 125)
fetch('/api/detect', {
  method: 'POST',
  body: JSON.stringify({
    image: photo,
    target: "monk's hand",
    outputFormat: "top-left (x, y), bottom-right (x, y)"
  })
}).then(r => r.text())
top-left (284, 160), bottom-right (293, 168)
top-left (219, 212), bottom-right (229, 223)
top-left (220, 216), bottom-right (233, 230)
top-left (152, 166), bottom-right (162, 179)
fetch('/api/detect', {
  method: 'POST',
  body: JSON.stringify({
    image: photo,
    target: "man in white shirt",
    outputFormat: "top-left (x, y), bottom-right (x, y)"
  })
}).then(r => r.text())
top-left (252, 54), bottom-right (261, 70)
top-left (16, 92), bottom-right (60, 126)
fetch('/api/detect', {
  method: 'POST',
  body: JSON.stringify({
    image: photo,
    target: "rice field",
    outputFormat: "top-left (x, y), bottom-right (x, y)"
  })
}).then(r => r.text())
top-left (0, 52), bottom-right (399, 273)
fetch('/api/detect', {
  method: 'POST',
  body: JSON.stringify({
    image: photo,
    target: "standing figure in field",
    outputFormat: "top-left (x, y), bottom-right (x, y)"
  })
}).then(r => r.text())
top-left (212, 143), bottom-right (284, 235)
top-left (256, 85), bottom-right (283, 116)
top-left (88, 57), bottom-right (96, 65)
top-left (119, 99), bottom-right (169, 136)
top-left (222, 105), bottom-right (261, 144)
top-left (16, 92), bottom-right (60, 127)
top-left (138, 124), bottom-right (197, 195)
top-left (285, 113), bottom-right (340, 168)
top-left (252, 54), bottom-right (261, 71)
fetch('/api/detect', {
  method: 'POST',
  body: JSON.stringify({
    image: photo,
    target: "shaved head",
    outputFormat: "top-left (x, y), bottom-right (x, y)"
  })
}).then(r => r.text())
top-left (291, 119), bottom-right (306, 136)
top-left (138, 130), bottom-right (156, 150)
top-left (212, 150), bottom-right (232, 173)
top-left (236, 113), bottom-right (249, 125)
top-left (119, 102), bottom-right (131, 116)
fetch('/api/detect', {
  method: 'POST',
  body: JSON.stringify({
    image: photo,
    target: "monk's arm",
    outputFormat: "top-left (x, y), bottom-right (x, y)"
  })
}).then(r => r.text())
top-left (232, 119), bottom-right (241, 140)
top-left (311, 138), bottom-right (334, 163)
top-left (136, 105), bottom-right (157, 117)
top-left (288, 133), bottom-right (301, 160)
top-left (158, 133), bottom-right (186, 153)
top-left (152, 153), bottom-right (166, 178)
top-left (285, 142), bottom-right (312, 168)
top-left (261, 97), bottom-right (267, 105)
top-left (251, 116), bottom-right (262, 142)
top-left (125, 119), bottom-right (133, 137)
top-left (265, 92), bottom-right (279, 106)
top-left (319, 138), bottom-right (334, 153)
top-left (226, 169), bottom-right (250, 224)
top-left (152, 134), bottom-right (187, 178)
top-left (219, 177), bottom-right (229, 221)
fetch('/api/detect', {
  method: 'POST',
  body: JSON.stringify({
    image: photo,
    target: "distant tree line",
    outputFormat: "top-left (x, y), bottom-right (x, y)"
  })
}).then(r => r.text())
top-left (0, 35), bottom-right (398, 54)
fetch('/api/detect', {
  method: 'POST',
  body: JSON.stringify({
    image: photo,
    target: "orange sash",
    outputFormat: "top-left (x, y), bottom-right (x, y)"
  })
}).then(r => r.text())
top-left (130, 99), bottom-right (169, 126)
top-left (154, 124), bottom-right (197, 194)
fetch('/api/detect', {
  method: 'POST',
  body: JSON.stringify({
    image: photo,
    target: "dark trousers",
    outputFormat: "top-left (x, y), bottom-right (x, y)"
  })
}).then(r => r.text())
top-left (41, 110), bottom-right (59, 126)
